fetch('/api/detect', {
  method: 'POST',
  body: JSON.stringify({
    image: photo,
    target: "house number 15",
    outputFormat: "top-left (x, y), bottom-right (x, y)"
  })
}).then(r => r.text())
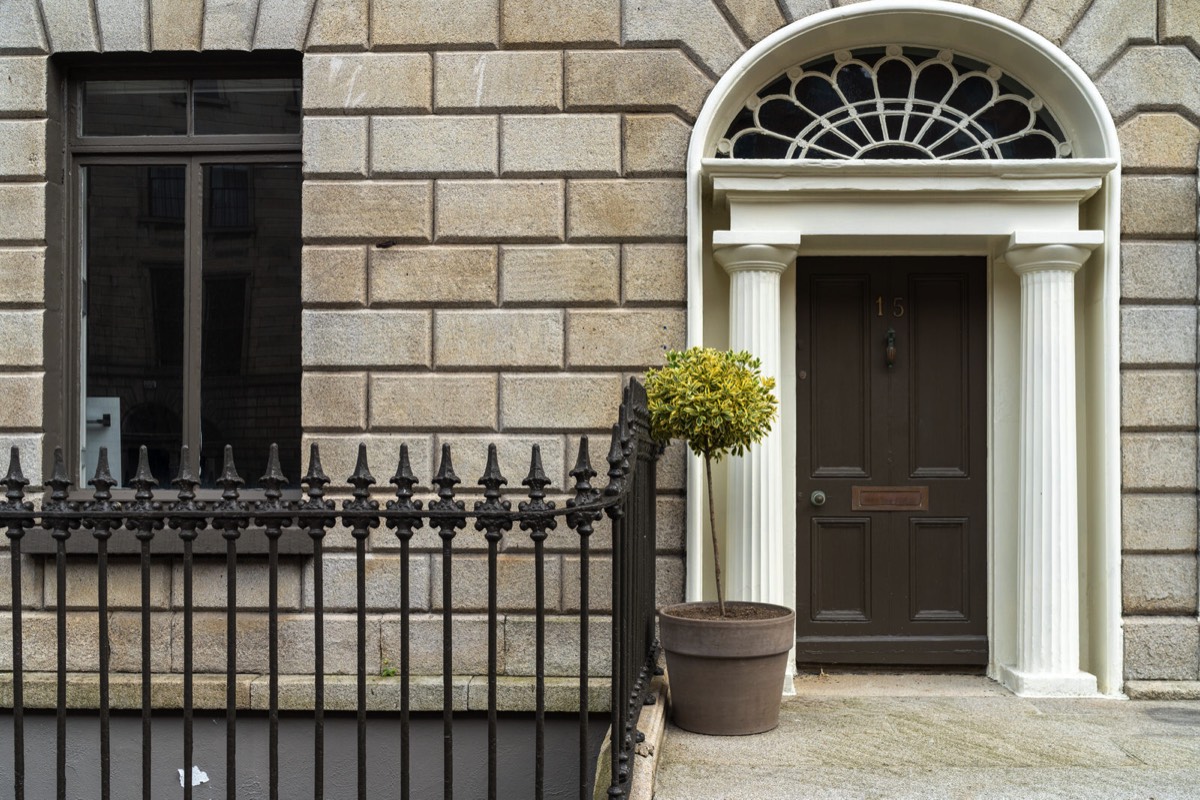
top-left (876, 296), bottom-right (905, 317)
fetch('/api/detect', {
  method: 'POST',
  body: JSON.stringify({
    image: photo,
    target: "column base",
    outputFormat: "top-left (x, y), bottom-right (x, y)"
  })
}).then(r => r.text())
top-left (997, 663), bottom-right (1099, 697)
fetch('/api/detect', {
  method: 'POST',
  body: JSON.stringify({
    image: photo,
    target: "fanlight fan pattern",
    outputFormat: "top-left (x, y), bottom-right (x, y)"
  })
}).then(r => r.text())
top-left (717, 45), bottom-right (1071, 161)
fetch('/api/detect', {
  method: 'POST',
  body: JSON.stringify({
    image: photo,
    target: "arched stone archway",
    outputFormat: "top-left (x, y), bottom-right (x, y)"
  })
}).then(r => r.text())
top-left (685, 0), bottom-right (1123, 696)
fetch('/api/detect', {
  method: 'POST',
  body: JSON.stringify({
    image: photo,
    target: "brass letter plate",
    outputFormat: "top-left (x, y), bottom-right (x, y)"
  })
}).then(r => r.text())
top-left (851, 485), bottom-right (929, 512)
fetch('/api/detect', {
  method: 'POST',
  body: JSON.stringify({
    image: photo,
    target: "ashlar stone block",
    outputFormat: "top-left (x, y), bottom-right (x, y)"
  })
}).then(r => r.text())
top-left (0, 120), bottom-right (44, 179)
top-left (501, 0), bottom-right (619, 45)
top-left (306, 0), bottom-right (368, 49)
top-left (1122, 493), bottom-right (1198, 552)
top-left (435, 52), bottom-right (562, 112)
top-left (1117, 114), bottom-right (1200, 173)
top-left (40, 0), bottom-right (98, 51)
top-left (383, 613), bottom-right (495, 675)
top-left (0, 373), bottom-right (41, 428)
top-left (1062, 0), bottom-right (1155, 76)
top-left (1121, 176), bottom-right (1197, 237)
top-left (1098, 46), bottom-right (1200, 123)
top-left (172, 559), bottom-right (303, 611)
top-left (0, 58), bottom-right (45, 114)
top-left (370, 246), bottom-right (497, 306)
top-left (254, 0), bottom-right (318, 50)
top-left (372, 116), bottom-right (498, 178)
top-left (504, 614), bottom-right (611, 676)
top-left (0, 310), bottom-right (42, 367)
top-left (302, 371), bottom-right (368, 431)
top-left (372, 0), bottom-right (498, 47)
top-left (303, 553), bottom-right (431, 612)
top-left (302, 116), bottom-right (368, 177)
top-left (1121, 432), bottom-right (1198, 491)
top-left (565, 50), bottom-right (714, 121)
top-left (624, 0), bottom-right (746, 75)
top-left (501, 114), bottom-right (620, 177)
top-left (0, 0), bottom-right (47, 53)
top-left (1124, 617), bottom-right (1200, 680)
top-left (435, 180), bottom-right (563, 243)
top-left (500, 374), bottom-right (624, 431)
top-left (1120, 306), bottom-right (1198, 365)
top-left (44, 558), bottom-right (169, 611)
top-left (1020, 0), bottom-right (1090, 45)
top-left (566, 309), bottom-right (685, 368)
top-left (301, 309), bottom-right (431, 367)
top-left (1121, 370), bottom-right (1196, 429)
top-left (567, 179), bottom-right (686, 241)
top-left (720, 0), bottom-right (786, 42)
top-left (95, 0), bottom-right (148, 51)
top-left (1163, 0), bottom-right (1200, 52)
top-left (1120, 242), bottom-right (1197, 301)
top-left (304, 53), bottom-right (432, 113)
top-left (301, 245), bottom-right (367, 306)
top-left (431, 553), bottom-right (561, 612)
top-left (302, 180), bottom-right (431, 242)
top-left (0, 184), bottom-right (45, 242)
top-left (623, 114), bottom-right (691, 177)
top-left (370, 373), bottom-right (498, 431)
top-left (1123, 554), bottom-right (1198, 614)
top-left (0, 552), bottom-right (42, 609)
top-left (500, 245), bottom-right (619, 305)
top-left (150, 0), bottom-right (203, 51)
top-left (623, 244), bottom-right (687, 304)
top-left (434, 310), bottom-right (563, 368)
top-left (0, 248), bottom-right (44, 304)
top-left (202, 0), bottom-right (257, 50)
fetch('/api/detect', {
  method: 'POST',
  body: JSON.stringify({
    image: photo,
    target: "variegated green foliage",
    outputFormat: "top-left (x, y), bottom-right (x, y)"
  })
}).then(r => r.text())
top-left (644, 347), bottom-right (778, 462)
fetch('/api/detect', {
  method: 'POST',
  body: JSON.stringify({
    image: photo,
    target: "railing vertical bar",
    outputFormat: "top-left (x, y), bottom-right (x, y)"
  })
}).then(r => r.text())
top-left (486, 532), bottom-right (498, 800)
top-left (183, 534), bottom-right (195, 800)
top-left (430, 443), bottom-right (464, 800)
top-left (96, 535), bottom-right (111, 800)
top-left (356, 528), bottom-right (367, 800)
top-left (578, 533), bottom-right (590, 800)
top-left (139, 534), bottom-right (152, 800)
top-left (55, 533), bottom-right (68, 800)
top-left (534, 534), bottom-right (546, 800)
top-left (225, 534), bottom-right (238, 800)
top-left (268, 530), bottom-right (280, 800)
top-left (313, 534), bottom-right (325, 800)
top-left (7, 533), bottom-right (25, 800)
top-left (400, 533), bottom-right (411, 800)
top-left (610, 510), bottom-right (623, 799)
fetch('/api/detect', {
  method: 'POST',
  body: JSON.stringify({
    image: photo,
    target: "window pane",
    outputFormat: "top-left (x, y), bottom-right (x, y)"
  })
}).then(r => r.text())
top-left (200, 163), bottom-right (301, 486)
top-left (85, 165), bottom-right (186, 488)
top-left (82, 80), bottom-right (188, 136)
top-left (193, 79), bottom-right (301, 136)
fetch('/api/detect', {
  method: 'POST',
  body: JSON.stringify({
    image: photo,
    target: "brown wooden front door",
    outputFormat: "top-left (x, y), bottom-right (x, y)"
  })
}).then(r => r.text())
top-left (796, 257), bottom-right (987, 665)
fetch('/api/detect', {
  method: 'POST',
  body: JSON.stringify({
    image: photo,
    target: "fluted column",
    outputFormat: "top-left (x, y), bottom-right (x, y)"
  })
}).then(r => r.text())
top-left (712, 238), bottom-right (799, 612)
top-left (998, 232), bottom-right (1101, 697)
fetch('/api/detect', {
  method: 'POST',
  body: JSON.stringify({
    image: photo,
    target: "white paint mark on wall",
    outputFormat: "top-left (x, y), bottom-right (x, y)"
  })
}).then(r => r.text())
top-left (473, 57), bottom-right (487, 107)
top-left (179, 765), bottom-right (210, 787)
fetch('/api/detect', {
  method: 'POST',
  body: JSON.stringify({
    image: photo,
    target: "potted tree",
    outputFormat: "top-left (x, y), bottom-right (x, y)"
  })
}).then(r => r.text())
top-left (646, 347), bottom-right (795, 735)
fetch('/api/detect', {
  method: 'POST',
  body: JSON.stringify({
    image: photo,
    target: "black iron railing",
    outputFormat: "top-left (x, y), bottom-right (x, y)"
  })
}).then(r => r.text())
top-left (0, 380), bottom-right (660, 800)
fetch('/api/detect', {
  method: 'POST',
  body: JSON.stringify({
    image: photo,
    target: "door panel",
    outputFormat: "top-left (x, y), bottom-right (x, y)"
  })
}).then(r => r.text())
top-left (796, 257), bottom-right (987, 665)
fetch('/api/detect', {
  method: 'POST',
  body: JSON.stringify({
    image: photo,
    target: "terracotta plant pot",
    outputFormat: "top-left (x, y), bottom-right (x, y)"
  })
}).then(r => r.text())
top-left (658, 601), bottom-right (796, 736)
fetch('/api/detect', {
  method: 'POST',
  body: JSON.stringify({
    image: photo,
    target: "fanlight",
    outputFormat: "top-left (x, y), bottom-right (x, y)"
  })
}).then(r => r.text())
top-left (717, 45), bottom-right (1071, 160)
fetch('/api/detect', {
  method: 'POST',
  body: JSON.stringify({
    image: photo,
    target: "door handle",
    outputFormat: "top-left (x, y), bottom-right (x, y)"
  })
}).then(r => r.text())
top-left (810, 490), bottom-right (826, 507)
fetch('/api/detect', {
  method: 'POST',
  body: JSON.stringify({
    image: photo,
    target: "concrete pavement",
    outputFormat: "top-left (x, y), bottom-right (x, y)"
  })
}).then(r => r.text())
top-left (652, 673), bottom-right (1200, 799)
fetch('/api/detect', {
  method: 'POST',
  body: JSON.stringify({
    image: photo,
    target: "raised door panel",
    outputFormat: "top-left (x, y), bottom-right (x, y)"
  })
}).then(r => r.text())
top-left (809, 274), bottom-right (871, 478)
top-left (810, 517), bottom-right (872, 622)
top-left (908, 518), bottom-right (970, 621)
top-left (908, 273), bottom-right (970, 478)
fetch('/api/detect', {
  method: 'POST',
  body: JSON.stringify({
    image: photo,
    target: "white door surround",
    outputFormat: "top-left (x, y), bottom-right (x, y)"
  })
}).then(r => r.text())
top-left (684, 1), bottom-right (1123, 696)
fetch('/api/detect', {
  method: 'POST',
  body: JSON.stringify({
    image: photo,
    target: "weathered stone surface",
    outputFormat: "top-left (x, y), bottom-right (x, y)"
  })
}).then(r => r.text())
top-left (1122, 493), bottom-right (1199, 553)
top-left (0, 58), bottom-right (44, 113)
top-left (1122, 176), bottom-right (1197, 238)
top-left (150, 0), bottom-right (203, 50)
top-left (435, 51), bottom-right (563, 112)
top-left (304, 53), bottom-right (432, 113)
top-left (1124, 617), bottom-right (1200, 680)
top-left (562, 553), bottom-right (612, 612)
top-left (371, 373), bottom-right (497, 430)
top-left (623, 244), bottom-right (687, 304)
top-left (435, 180), bottom-right (564, 242)
top-left (306, 0), bottom-right (368, 49)
top-left (383, 613), bottom-right (494, 675)
top-left (302, 181), bottom-right (432, 242)
top-left (0, 183), bottom-right (44, 242)
top-left (433, 434), bottom-right (566, 492)
top-left (302, 309), bottom-right (431, 367)
top-left (0, 552), bottom-right (42, 608)
top-left (202, 0), bottom-right (257, 50)
top-left (1123, 679), bottom-right (1200, 700)
top-left (1123, 554), bottom-right (1198, 614)
top-left (623, 114), bottom-right (691, 177)
top-left (299, 433), bottom-right (434, 490)
top-left (95, 0), bottom-right (148, 51)
top-left (1121, 432), bottom-right (1198, 491)
top-left (1120, 242), bottom-right (1197, 301)
top-left (302, 372), bottom-right (368, 430)
top-left (434, 310), bottom-right (563, 368)
top-left (371, 246), bottom-right (497, 305)
top-left (500, 374), bottom-right (624, 431)
top-left (504, 614), bottom-right (611, 676)
top-left (431, 554), bottom-right (561, 612)
top-left (501, 0), bottom-right (619, 45)
top-left (372, 116), bottom-right (498, 177)
top-left (1117, 114), bottom-right (1200, 173)
top-left (780, 0), bottom-right (831, 21)
top-left (303, 116), bottom-right (368, 177)
top-left (1062, 0), bottom-right (1155, 76)
top-left (0, 310), bottom-right (41, 366)
top-left (1120, 306), bottom-right (1198, 365)
top-left (372, 0), bottom-right (498, 46)
top-left (0, 248), bottom-right (43, 303)
top-left (176, 612), bottom-right (380, 675)
top-left (500, 245), bottom-right (619, 305)
top-left (974, 0), bottom-right (1025, 19)
top-left (254, 0), bottom-right (317, 49)
top-left (657, 495), bottom-right (686, 553)
top-left (565, 50), bottom-right (714, 120)
top-left (1121, 370), bottom-right (1196, 429)
top-left (656, 441), bottom-right (687, 492)
top-left (302, 245), bottom-right (367, 305)
top-left (1098, 46), bottom-right (1200, 123)
top-left (41, 0), bottom-right (98, 51)
top-left (1163, 0), bottom-right (1200, 52)
top-left (567, 179), bottom-right (686, 241)
top-left (501, 114), bottom-right (621, 177)
top-left (17, 611), bottom-right (173, 672)
top-left (0, 0), bottom-right (47, 53)
top-left (0, 373), bottom-right (41, 428)
top-left (1020, 0), bottom-right (1090, 45)
top-left (468, 675), bottom-right (611, 713)
top-left (172, 559), bottom-right (303, 611)
top-left (41, 558), bottom-right (168, 610)
top-left (720, 0), bottom-right (786, 42)
top-left (303, 553), bottom-right (431, 611)
top-left (625, 0), bottom-right (745, 75)
top-left (657, 554), bottom-right (685, 606)
top-left (566, 309), bottom-right (684, 368)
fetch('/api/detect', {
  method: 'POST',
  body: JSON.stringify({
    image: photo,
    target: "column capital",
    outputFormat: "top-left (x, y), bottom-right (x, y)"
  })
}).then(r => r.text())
top-left (1004, 231), bottom-right (1102, 276)
top-left (713, 231), bottom-right (801, 275)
